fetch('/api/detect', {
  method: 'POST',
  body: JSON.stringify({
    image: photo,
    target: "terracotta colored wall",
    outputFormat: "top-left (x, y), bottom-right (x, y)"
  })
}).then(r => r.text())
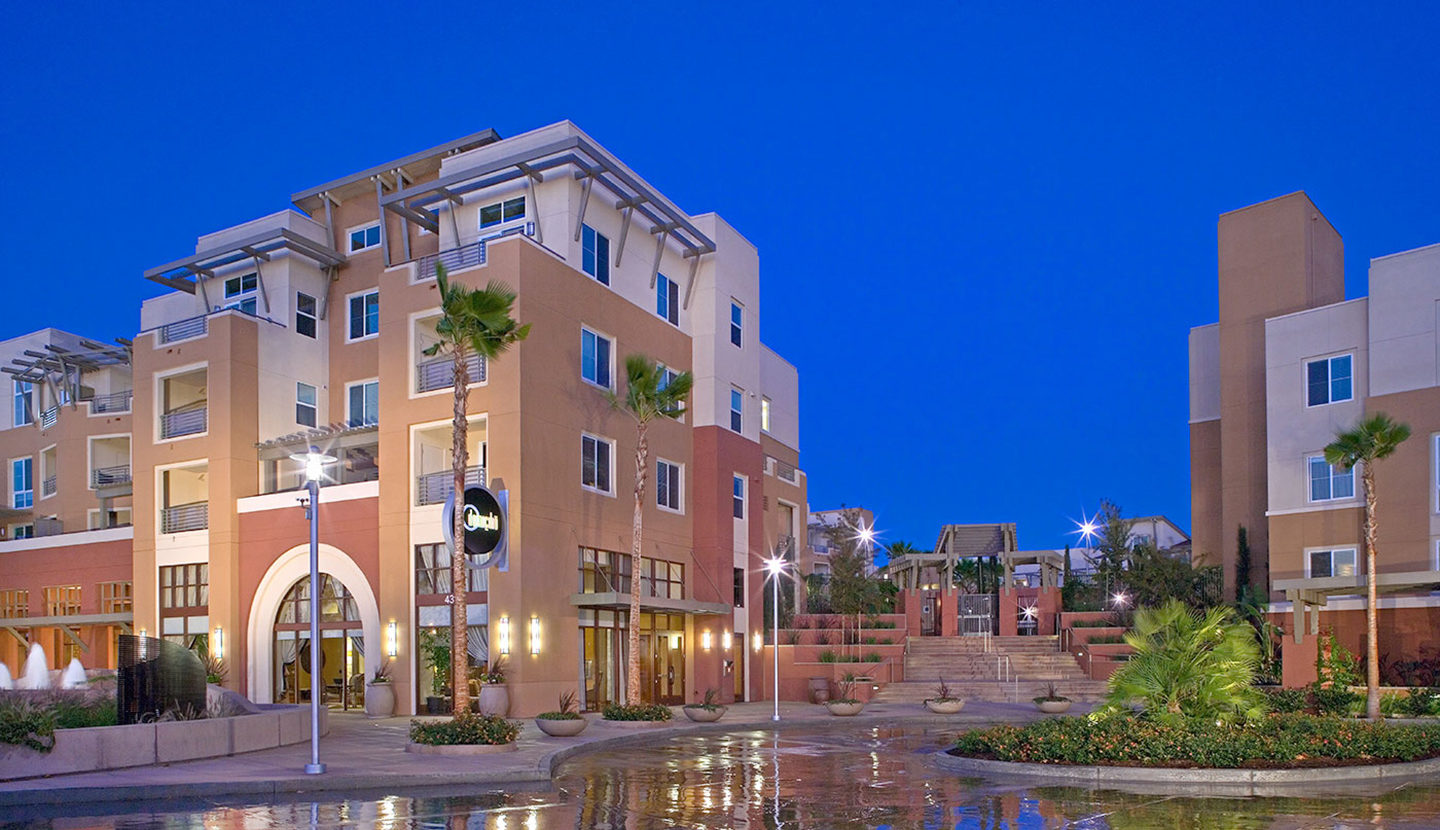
top-left (1189, 419), bottom-right (1222, 568)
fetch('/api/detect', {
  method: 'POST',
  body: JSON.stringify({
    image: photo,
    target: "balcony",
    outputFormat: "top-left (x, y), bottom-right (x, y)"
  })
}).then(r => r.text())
top-left (39, 407), bottom-right (57, 430)
top-left (41, 476), bottom-right (56, 497)
top-left (92, 465), bottom-right (132, 488)
top-left (160, 407), bottom-right (207, 439)
top-left (90, 390), bottom-right (133, 414)
top-left (416, 466), bottom-right (485, 506)
top-left (416, 353), bottom-right (485, 394)
top-left (410, 225), bottom-right (536, 283)
top-left (161, 501), bottom-right (208, 534)
top-left (159, 316), bottom-right (207, 344)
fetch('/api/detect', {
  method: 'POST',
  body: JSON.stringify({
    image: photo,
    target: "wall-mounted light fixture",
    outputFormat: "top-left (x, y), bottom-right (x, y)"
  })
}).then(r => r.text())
top-left (138, 627), bottom-right (147, 639)
top-left (213, 626), bottom-right (224, 660)
top-left (529, 615), bottom-right (541, 656)
top-left (752, 632), bottom-right (763, 652)
top-left (722, 630), bottom-right (733, 651)
top-left (702, 630), bottom-right (713, 651)
top-left (499, 616), bottom-right (511, 656)
top-left (386, 620), bottom-right (398, 658)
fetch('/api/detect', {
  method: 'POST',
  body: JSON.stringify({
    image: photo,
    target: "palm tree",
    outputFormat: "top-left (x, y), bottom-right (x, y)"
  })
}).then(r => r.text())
top-left (1324, 412), bottom-right (1411, 721)
top-left (425, 264), bottom-right (530, 716)
top-left (609, 354), bottom-right (692, 704)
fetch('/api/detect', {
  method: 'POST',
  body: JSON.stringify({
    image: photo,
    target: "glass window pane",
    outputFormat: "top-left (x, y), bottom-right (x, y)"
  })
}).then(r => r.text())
top-left (1307, 360), bottom-right (1329, 406)
top-left (1332, 468), bottom-right (1354, 499)
top-left (503, 197), bottom-right (525, 220)
top-left (1310, 551), bottom-right (1330, 578)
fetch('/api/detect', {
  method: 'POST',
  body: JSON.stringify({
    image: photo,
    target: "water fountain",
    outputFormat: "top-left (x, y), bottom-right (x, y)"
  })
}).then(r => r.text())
top-left (19, 643), bottom-right (51, 690)
top-left (60, 657), bottom-right (87, 689)
top-left (0, 661), bottom-right (12, 690)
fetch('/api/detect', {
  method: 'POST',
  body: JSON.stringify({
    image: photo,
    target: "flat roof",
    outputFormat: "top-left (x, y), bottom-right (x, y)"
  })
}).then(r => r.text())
top-left (290, 128), bottom-right (503, 209)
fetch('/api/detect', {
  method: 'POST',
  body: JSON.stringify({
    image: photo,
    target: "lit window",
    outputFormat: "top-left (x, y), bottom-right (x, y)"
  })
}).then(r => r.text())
top-left (730, 301), bottom-right (743, 347)
top-left (657, 274), bottom-right (679, 325)
top-left (1308, 456), bottom-right (1355, 502)
top-left (657, 460), bottom-right (682, 512)
top-left (347, 380), bottom-right (379, 427)
top-left (11, 457), bottom-right (32, 509)
top-left (581, 328), bottom-right (612, 389)
top-left (349, 223), bottom-right (381, 253)
top-left (223, 273), bottom-right (258, 314)
top-left (732, 475), bottom-right (745, 519)
top-left (1306, 355), bottom-right (1353, 406)
top-left (582, 225), bottom-right (610, 285)
top-left (296, 383), bottom-right (317, 428)
top-left (730, 388), bottom-right (743, 433)
top-left (582, 434), bottom-right (613, 494)
top-left (296, 292), bottom-right (317, 338)
top-left (479, 196), bottom-right (526, 229)
top-left (348, 291), bottom-right (379, 340)
top-left (1309, 548), bottom-right (1357, 578)
top-left (761, 397), bottom-right (771, 432)
top-left (13, 381), bottom-right (32, 427)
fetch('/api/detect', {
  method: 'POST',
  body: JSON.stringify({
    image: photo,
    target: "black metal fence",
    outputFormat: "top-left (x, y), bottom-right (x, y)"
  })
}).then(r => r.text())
top-left (117, 634), bottom-right (206, 724)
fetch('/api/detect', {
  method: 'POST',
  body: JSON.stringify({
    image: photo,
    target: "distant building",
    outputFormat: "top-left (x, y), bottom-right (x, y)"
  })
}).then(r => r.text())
top-left (806, 507), bottom-right (876, 575)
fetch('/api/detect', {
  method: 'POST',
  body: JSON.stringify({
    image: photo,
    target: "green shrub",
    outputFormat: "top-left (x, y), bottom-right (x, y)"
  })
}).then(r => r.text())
top-left (1309, 683), bottom-right (1360, 716)
top-left (537, 690), bottom-right (582, 720)
top-left (1087, 634), bottom-right (1126, 645)
top-left (1265, 687), bottom-right (1308, 714)
top-left (952, 714), bottom-right (1440, 767)
top-left (0, 700), bottom-right (56, 753)
top-left (409, 713), bottom-right (519, 746)
top-left (817, 649), bottom-right (838, 663)
top-left (1068, 618), bottom-right (1121, 628)
top-left (601, 703), bottom-right (671, 722)
top-left (863, 652), bottom-right (882, 663)
top-left (51, 699), bottom-right (118, 729)
top-left (1405, 687), bottom-right (1440, 718)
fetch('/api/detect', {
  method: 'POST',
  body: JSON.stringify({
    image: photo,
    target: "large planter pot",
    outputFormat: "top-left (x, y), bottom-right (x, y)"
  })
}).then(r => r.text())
top-left (808, 677), bottom-right (831, 704)
top-left (534, 716), bottom-right (588, 737)
top-left (364, 682), bottom-right (396, 718)
top-left (426, 696), bottom-right (448, 715)
top-left (924, 698), bottom-right (965, 715)
top-left (478, 684), bottom-right (510, 717)
top-left (683, 706), bottom-right (727, 723)
top-left (826, 700), bottom-right (865, 717)
top-left (1035, 699), bottom-right (1073, 714)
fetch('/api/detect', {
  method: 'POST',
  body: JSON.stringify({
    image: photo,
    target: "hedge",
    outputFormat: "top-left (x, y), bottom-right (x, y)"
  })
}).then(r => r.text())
top-left (409, 713), bottom-right (519, 746)
top-left (602, 703), bottom-right (672, 721)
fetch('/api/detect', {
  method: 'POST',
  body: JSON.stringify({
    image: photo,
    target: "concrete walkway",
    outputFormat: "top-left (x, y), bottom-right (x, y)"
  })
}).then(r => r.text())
top-left (0, 699), bottom-right (1067, 806)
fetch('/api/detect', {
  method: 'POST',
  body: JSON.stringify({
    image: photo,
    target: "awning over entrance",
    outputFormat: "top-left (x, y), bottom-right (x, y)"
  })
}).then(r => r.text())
top-left (569, 592), bottom-right (730, 616)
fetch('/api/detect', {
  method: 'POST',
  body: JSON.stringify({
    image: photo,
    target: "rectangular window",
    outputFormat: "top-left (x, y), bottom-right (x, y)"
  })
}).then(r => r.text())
top-left (761, 397), bottom-right (771, 432)
top-left (223, 272), bottom-right (258, 314)
top-left (730, 388), bottom-right (743, 433)
top-left (657, 274), bottom-right (679, 325)
top-left (347, 380), bottom-right (379, 427)
top-left (732, 474), bottom-right (745, 519)
top-left (13, 381), bottom-right (32, 427)
top-left (160, 564), bottom-right (209, 610)
top-left (42, 585), bottom-right (81, 616)
top-left (11, 525), bottom-right (32, 540)
top-left (1308, 548), bottom-right (1357, 579)
top-left (296, 292), bottom-right (317, 338)
top-left (415, 543), bottom-right (484, 594)
top-left (582, 225), bottom-right (610, 285)
top-left (0, 589), bottom-right (28, 619)
top-left (479, 196), bottom-right (526, 229)
top-left (100, 581), bottom-right (133, 614)
top-left (730, 301), bottom-right (743, 347)
top-left (348, 291), bottom-right (380, 340)
top-left (1308, 456), bottom-right (1356, 502)
top-left (582, 434), bottom-right (613, 494)
top-left (348, 223), bottom-right (381, 253)
top-left (733, 567), bottom-right (745, 607)
top-left (656, 459), bottom-right (681, 512)
top-left (581, 328), bottom-right (613, 389)
top-left (1306, 354), bottom-right (1353, 407)
top-left (296, 383), bottom-right (317, 427)
top-left (11, 457), bottom-right (31, 509)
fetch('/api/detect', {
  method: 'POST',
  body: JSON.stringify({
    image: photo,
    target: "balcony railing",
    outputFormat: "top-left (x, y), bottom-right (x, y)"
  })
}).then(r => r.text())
top-left (160, 501), bottom-right (208, 534)
top-left (775, 460), bottom-right (798, 483)
top-left (39, 407), bottom-right (57, 430)
top-left (159, 316), bottom-right (207, 344)
top-left (89, 390), bottom-right (133, 414)
top-left (41, 476), bottom-right (56, 497)
top-left (411, 224), bottom-right (536, 282)
top-left (92, 465), bottom-right (132, 488)
top-left (160, 407), bottom-right (207, 439)
top-left (416, 353), bottom-right (485, 393)
top-left (416, 466), bottom-right (486, 506)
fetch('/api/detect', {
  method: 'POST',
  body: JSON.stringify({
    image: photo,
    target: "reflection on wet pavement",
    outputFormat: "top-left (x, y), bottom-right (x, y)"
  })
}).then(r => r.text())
top-left (7, 724), bottom-right (1440, 829)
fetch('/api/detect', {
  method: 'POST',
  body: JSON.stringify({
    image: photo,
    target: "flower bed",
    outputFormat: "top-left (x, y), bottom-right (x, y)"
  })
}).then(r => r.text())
top-left (409, 713), bottom-right (519, 746)
top-left (601, 703), bottom-right (672, 722)
top-left (951, 714), bottom-right (1440, 769)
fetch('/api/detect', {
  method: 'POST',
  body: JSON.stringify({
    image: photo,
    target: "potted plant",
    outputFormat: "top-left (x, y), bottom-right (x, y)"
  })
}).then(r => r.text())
top-left (365, 659), bottom-right (396, 719)
top-left (924, 677), bottom-right (965, 714)
top-left (534, 690), bottom-right (588, 737)
top-left (419, 629), bottom-right (451, 715)
top-left (825, 672), bottom-right (865, 716)
top-left (1033, 681), bottom-right (1072, 714)
top-left (477, 656), bottom-right (509, 717)
top-left (683, 688), bottom-right (728, 722)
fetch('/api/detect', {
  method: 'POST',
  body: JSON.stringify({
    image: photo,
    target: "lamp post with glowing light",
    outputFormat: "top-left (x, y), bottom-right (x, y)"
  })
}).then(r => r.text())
top-left (764, 556), bottom-right (786, 722)
top-left (290, 445), bottom-right (335, 776)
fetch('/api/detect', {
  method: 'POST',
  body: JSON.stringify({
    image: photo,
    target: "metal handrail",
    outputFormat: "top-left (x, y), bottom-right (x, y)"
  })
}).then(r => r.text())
top-left (41, 476), bottom-right (56, 497)
top-left (92, 465), bottom-right (132, 488)
top-left (160, 407), bottom-right (207, 439)
top-left (89, 390), bottom-right (133, 413)
top-left (415, 466), bottom-right (485, 506)
top-left (159, 316), bottom-right (208, 344)
top-left (410, 225), bottom-right (535, 282)
top-left (39, 407), bottom-right (57, 430)
top-left (160, 501), bottom-right (208, 534)
top-left (415, 353), bottom-right (485, 393)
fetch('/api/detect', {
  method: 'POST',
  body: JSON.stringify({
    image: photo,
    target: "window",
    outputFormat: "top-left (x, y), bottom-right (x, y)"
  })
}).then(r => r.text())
top-left (348, 223), bottom-right (381, 253)
top-left (732, 474), bottom-right (745, 519)
top-left (657, 459), bottom-right (682, 512)
top-left (581, 328), bottom-right (613, 389)
top-left (761, 397), bottom-right (771, 432)
top-left (657, 274), bottom-right (679, 325)
top-left (582, 434), bottom-right (613, 494)
top-left (347, 380), bottom-right (379, 427)
top-left (160, 563), bottom-right (208, 651)
top-left (415, 543), bottom-right (484, 594)
top-left (296, 292), bottom-right (317, 338)
top-left (100, 581), bottom-right (133, 614)
top-left (348, 290), bottom-right (379, 340)
top-left (0, 589), bottom-right (27, 619)
top-left (733, 567), bottom-right (745, 607)
top-left (1309, 456), bottom-right (1355, 502)
top-left (582, 224), bottom-right (610, 285)
top-left (479, 196), bottom-right (526, 229)
top-left (13, 381), bottom-right (32, 427)
top-left (296, 383), bottom-right (317, 427)
top-left (1306, 354), bottom-right (1353, 406)
top-left (10, 525), bottom-right (32, 540)
top-left (223, 272), bottom-right (258, 314)
top-left (88, 507), bottom-right (132, 530)
top-left (730, 388), bottom-right (743, 433)
top-left (42, 585), bottom-right (80, 616)
top-left (11, 457), bottom-right (31, 509)
top-left (1308, 548), bottom-right (1357, 579)
top-left (730, 301), bottom-right (743, 347)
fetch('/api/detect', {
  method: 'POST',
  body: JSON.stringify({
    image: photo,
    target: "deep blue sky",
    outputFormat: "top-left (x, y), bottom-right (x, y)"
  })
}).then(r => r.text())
top-left (3, 3), bottom-right (1437, 553)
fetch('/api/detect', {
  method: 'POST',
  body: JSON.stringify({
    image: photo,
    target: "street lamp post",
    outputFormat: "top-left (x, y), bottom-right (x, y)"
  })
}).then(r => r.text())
top-left (291, 445), bottom-right (335, 776)
top-left (765, 557), bottom-right (785, 722)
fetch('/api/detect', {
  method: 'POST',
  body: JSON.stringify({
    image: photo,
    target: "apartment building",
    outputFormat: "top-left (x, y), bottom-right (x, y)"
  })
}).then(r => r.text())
top-left (1190, 191), bottom-right (1440, 685)
top-left (0, 122), bottom-right (810, 715)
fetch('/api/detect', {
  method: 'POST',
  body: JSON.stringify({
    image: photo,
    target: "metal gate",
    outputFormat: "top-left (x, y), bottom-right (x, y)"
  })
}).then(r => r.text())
top-left (957, 593), bottom-right (996, 636)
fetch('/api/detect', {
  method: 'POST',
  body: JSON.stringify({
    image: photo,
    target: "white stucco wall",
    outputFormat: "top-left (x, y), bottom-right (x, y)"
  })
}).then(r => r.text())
top-left (1368, 242), bottom-right (1440, 398)
top-left (1189, 323), bottom-right (1220, 423)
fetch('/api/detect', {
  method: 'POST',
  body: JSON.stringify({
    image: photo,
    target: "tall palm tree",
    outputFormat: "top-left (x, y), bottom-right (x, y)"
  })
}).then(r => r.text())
top-left (425, 264), bottom-right (530, 716)
top-left (1324, 412), bottom-right (1411, 721)
top-left (609, 354), bottom-right (692, 704)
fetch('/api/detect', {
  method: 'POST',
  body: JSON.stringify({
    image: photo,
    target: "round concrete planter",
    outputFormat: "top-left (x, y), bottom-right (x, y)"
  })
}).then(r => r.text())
top-left (534, 716), bottom-right (588, 737)
top-left (405, 740), bottom-right (518, 755)
top-left (364, 682), bottom-right (395, 719)
top-left (477, 685), bottom-right (510, 717)
top-left (924, 699), bottom-right (965, 715)
top-left (682, 706), bottom-right (727, 723)
top-left (1035, 699), bottom-right (1073, 714)
top-left (826, 701), bottom-right (865, 717)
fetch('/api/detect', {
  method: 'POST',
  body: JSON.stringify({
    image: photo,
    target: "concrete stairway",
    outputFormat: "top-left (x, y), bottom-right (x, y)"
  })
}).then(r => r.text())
top-left (871, 635), bottom-right (1109, 704)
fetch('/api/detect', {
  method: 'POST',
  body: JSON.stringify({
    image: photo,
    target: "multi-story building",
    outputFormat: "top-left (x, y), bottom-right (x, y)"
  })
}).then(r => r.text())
top-left (806, 507), bottom-right (877, 575)
top-left (1190, 191), bottom-right (1440, 685)
top-left (0, 121), bottom-right (810, 715)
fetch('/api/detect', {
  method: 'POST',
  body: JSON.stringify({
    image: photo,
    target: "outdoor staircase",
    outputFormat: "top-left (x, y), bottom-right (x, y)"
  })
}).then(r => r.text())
top-left (870, 635), bottom-right (1109, 704)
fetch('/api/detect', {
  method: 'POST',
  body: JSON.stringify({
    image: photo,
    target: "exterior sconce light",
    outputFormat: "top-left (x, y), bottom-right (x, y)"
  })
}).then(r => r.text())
top-left (386, 620), bottom-right (398, 658)
top-left (752, 632), bottom-right (763, 652)
top-left (722, 630), bottom-right (733, 651)
top-left (529, 615), bottom-right (541, 656)
top-left (702, 630), bottom-right (713, 651)
top-left (499, 616), bottom-right (511, 656)
top-left (138, 627), bottom-right (147, 638)
top-left (213, 626), bottom-right (224, 660)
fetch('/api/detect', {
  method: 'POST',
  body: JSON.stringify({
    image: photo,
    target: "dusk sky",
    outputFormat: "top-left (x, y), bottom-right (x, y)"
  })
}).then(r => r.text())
top-left (2, 2), bottom-right (1437, 554)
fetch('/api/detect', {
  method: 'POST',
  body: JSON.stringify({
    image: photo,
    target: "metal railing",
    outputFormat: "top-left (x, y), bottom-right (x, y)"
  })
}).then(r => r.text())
top-left (415, 353), bottom-right (485, 394)
top-left (416, 466), bottom-right (486, 506)
top-left (93, 465), bottom-right (132, 488)
top-left (411, 225), bottom-right (536, 282)
top-left (159, 316), bottom-right (207, 344)
top-left (90, 390), bottom-right (133, 413)
top-left (160, 407), bottom-right (207, 439)
top-left (41, 476), bottom-right (56, 497)
top-left (160, 502), bottom-right (208, 534)
top-left (39, 407), bottom-right (57, 430)
top-left (775, 460), bottom-right (798, 482)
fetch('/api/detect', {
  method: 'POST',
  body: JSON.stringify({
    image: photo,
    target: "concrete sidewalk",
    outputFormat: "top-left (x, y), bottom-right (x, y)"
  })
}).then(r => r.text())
top-left (0, 699), bottom-right (1063, 806)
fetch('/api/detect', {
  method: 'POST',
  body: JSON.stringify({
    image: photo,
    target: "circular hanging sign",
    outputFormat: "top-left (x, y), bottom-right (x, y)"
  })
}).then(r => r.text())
top-left (461, 486), bottom-right (504, 557)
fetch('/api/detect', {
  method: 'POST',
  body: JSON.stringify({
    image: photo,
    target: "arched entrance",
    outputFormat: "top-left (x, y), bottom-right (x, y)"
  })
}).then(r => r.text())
top-left (273, 574), bottom-right (366, 710)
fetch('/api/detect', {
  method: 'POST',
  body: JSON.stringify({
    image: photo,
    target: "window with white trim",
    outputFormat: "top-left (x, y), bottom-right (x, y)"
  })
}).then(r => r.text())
top-left (730, 388), bottom-right (743, 433)
top-left (581, 328), bottom-right (612, 389)
top-left (1308, 548), bottom-right (1357, 578)
top-left (1308, 456), bottom-right (1355, 502)
top-left (296, 383), bottom-right (317, 428)
top-left (1306, 354), bottom-right (1353, 406)
top-left (582, 434), bottom-right (613, 494)
top-left (732, 474), bottom-right (745, 519)
top-left (223, 273), bottom-right (257, 314)
top-left (347, 380), bottom-right (379, 427)
top-left (296, 292), bottom-right (317, 338)
top-left (11, 457), bottom-right (32, 509)
top-left (348, 223), bottom-right (381, 253)
top-left (730, 301), bottom-right (743, 347)
top-left (10, 525), bottom-right (33, 540)
top-left (656, 459), bottom-right (682, 512)
top-left (657, 274), bottom-right (679, 325)
top-left (13, 381), bottom-right (32, 427)
top-left (348, 291), bottom-right (379, 340)
top-left (582, 224), bottom-right (610, 285)
top-left (761, 397), bottom-right (771, 433)
top-left (479, 196), bottom-right (526, 229)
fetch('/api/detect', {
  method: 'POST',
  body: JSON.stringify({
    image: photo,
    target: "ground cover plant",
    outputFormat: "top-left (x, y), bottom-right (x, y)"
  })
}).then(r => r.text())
top-left (601, 703), bottom-right (672, 721)
top-left (409, 712), bottom-right (519, 745)
top-left (536, 690), bottom-right (582, 720)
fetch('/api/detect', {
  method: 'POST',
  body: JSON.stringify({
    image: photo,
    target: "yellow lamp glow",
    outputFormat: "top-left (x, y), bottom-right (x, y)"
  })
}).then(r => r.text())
top-left (722, 630), bottom-right (733, 650)
top-left (386, 620), bottom-right (398, 658)
top-left (702, 630), bottom-right (713, 651)
top-left (499, 616), bottom-right (511, 656)
top-left (529, 615), bottom-right (541, 656)
top-left (752, 632), bottom-right (763, 652)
